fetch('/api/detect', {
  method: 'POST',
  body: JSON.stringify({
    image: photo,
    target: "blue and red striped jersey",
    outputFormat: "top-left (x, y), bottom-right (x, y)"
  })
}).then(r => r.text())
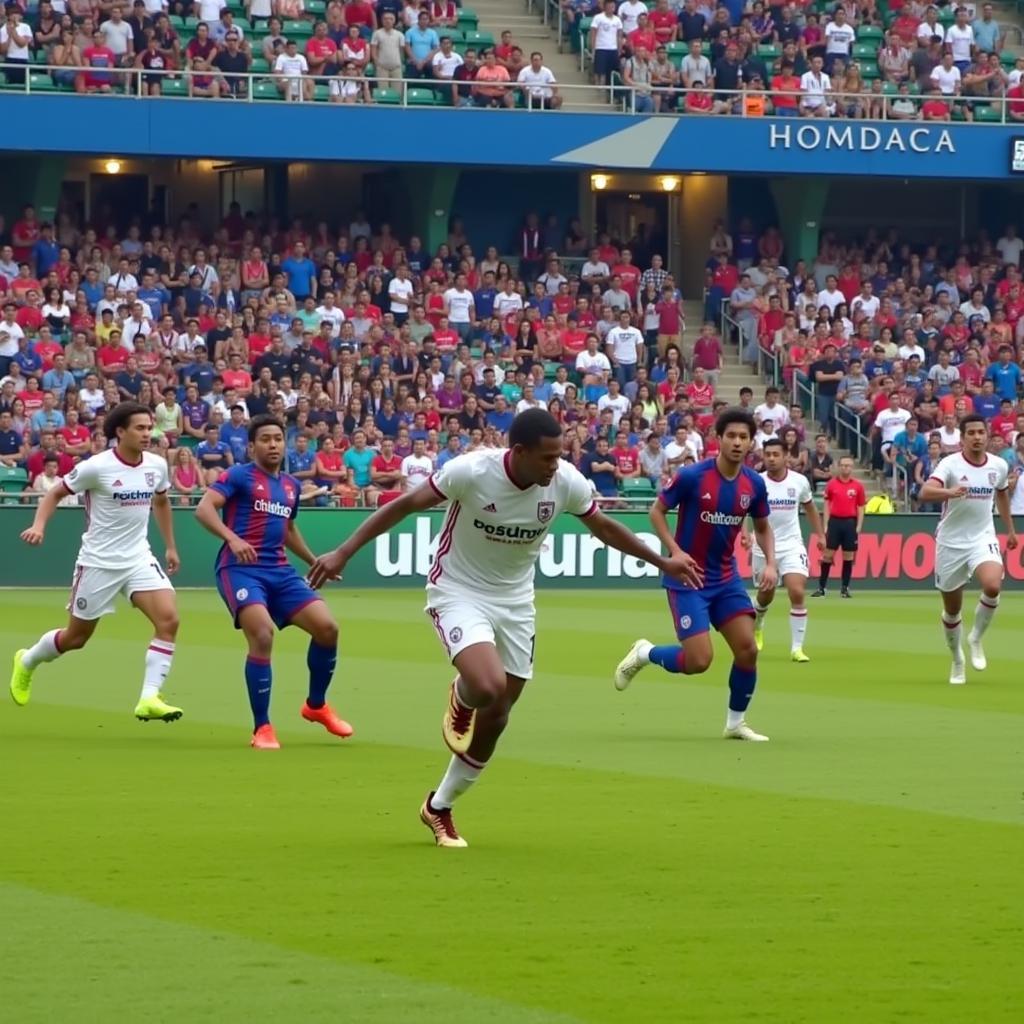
top-left (658, 457), bottom-right (769, 589)
top-left (211, 463), bottom-right (300, 570)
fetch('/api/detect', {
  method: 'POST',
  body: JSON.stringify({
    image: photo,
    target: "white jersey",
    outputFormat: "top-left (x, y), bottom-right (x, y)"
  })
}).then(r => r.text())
top-left (426, 449), bottom-right (596, 602)
top-left (61, 449), bottom-right (170, 569)
top-left (930, 452), bottom-right (1008, 549)
top-left (401, 453), bottom-right (434, 488)
top-left (754, 469), bottom-right (812, 555)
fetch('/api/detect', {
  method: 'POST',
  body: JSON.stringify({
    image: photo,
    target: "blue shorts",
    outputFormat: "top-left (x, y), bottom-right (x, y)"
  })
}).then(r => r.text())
top-left (216, 564), bottom-right (321, 630)
top-left (666, 579), bottom-right (754, 641)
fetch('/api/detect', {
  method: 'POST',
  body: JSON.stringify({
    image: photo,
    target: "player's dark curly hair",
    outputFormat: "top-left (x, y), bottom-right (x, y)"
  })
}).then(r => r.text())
top-left (509, 408), bottom-right (562, 449)
top-left (248, 414), bottom-right (286, 442)
top-left (104, 401), bottom-right (153, 441)
top-left (958, 413), bottom-right (988, 433)
top-left (714, 407), bottom-right (757, 440)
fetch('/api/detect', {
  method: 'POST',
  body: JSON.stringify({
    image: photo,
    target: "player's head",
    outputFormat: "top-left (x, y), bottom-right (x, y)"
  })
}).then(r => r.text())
top-left (761, 436), bottom-right (787, 475)
top-left (508, 408), bottom-right (563, 487)
top-left (104, 401), bottom-right (153, 450)
top-left (714, 408), bottom-right (756, 466)
top-left (837, 455), bottom-right (854, 479)
top-left (959, 413), bottom-right (988, 457)
top-left (248, 414), bottom-right (285, 470)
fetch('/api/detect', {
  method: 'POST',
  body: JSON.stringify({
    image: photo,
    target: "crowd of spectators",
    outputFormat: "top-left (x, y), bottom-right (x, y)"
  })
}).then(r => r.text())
top-left (0, 0), bottom-right (567, 108)
top-left (706, 216), bottom-right (1024, 510)
top-left (578, 0), bottom-right (1020, 121)
top-left (0, 203), bottom-right (714, 508)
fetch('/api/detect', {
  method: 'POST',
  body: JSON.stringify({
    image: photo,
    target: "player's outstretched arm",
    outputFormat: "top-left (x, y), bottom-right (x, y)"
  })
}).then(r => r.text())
top-left (284, 520), bottom-right (317, 566)
top-left (151, 490), bottom-right (180, 574)
top-left (19, 481), bottom-right (73, 545)
top-left (307, 482), bottom-right (447, 589)
top-left (195, 489), bottom-right (257, 564)
top-left (585, 508), bottom-right (704, 589)
top-left (918, 478), bottom-right (967, 504)
top-left (994, 486), bottom-right (1019, 549)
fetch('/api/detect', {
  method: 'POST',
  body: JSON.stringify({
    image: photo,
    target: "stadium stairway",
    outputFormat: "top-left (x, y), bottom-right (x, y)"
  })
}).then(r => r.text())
top-left (471, 0), bottom-right (613, 110)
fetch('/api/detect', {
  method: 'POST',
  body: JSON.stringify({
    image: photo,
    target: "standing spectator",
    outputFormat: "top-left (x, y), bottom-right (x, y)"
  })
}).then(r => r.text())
top-left (431, 33), bottom-right (463, 90)
top-left (823, 6), bottom-right (854, 75)
top-left (809, 342), bottom-right (845, 437)
top-left (878, 32), bottom-right (911, 84)
top-left (404, 9), bottom-right (438, 79)
top-left (945, 6), bottom-right (975, 75)
top-left (605, 309), bottom-right (644, 387)
top-left (1, 4), bottom-right (33, 85)
top-left (589, 0), bottom-right (623, 86)
top-left (972, 3), bottom-right (1002, 55)
top-left (100, 4), bottom-right (134, 66)
top-left (370, 11), bottom-right (403, 82)
top-left (679, 36), bottom-right (710, 87)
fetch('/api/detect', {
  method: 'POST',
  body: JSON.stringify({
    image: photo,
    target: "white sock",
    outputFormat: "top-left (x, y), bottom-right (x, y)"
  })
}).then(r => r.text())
top-left (453, 674), bottom-right (473, 708)
top-left (141, 640), bottom-right (176, 700)
top-left (21, 629), bottom-right (64, 670)
top-left (754, 603), bottom-right (769, 627)
top-left (726, 709), bottom-right (745, 730)
top-left (970, 595), bottom-right (999, 640)
top-left (789, 609), bottom-right (808, 651)
top-left (432, 754), bottom-right (484, 809)
top-left (942, 615), bottom-right (963, 658)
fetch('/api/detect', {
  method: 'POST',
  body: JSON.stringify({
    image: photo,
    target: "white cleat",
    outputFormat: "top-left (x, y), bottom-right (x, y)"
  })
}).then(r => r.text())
top-left (614, 639), bottom-right (652, 691)
top-left (949, 651), bottom-right (967, 686)
top-left (723, 720), bottom-right (770, 742)
top-left (966, 633), bottom-right (987, 672)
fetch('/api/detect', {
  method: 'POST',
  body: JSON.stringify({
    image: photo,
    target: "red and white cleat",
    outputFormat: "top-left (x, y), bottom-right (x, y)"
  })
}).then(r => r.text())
top-left (251, 723), bottom-right (281, 749)
top-left (419, 791), bottom-right (468, 848)
top-left (301, 701), bottom-right (354, 738)
top-left (442, 678), bottom-right (476, 755)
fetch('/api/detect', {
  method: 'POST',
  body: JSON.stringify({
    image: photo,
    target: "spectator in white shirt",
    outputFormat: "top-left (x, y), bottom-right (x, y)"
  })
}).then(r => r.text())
top-left (597, 378), bottom-right (631, 426)
top-left (589, 0), bottom-right (623, 85)
top-left (617, 0), bottom-right (647, 34)
top-left (824, 8), bottom-right (855, 74)
top-left (945, 7), bottom-right (975, 72)
top-left (274, 39), bottom-right (312, 100)
top-left (517, 51), bottom-right (561, 108)
top-left (604, 309), bottom-right (644, 387)
top-left (443, 273), bottom-right (476, 340)
top-left (930, 51), bottom-right (962, 96)
top-left (996, 225), bottom-right (1024, 266)
top-left (799, 55), bottom-right (833, 116)
top-left (851, 281), bottom-right (880, 321)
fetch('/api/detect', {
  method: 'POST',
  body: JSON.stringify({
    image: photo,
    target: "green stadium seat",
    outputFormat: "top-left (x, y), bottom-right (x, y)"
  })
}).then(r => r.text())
top-left (168, 14), bottom-right (185, 28)
top-left (462, 30), bottom-right (494, 49)
top-left (543, 361), bottom-right (562, 380)
top-left (160, 77), bottom-right (188, 96)
top-left (306, 0), bottom-right (327, 13)
top-left (852, 42), bottom-right (877, 60)
top-left (373, 86), bottom-right (400, 103)
top-left (973, 102), bottom-right (1002, 123)
top-left (881, 80), bottom-right (896, 95)
top-left (282, 19), bottom-right (313, 36)
top-left (313, 83), bottom-right (330, 101)
top-left (0, 466), bottom-right (27, 503)
top-left (856, 25), bottom-right (883, 42)
top-left (406, 86), bottom-right (438, 104)
top-left (184, 16), bottom-right (200, 28)
top-left (456, 8), bottom-right (479, 31)
top-left (620, 478), bottom-right (655, 499)
top-left (666, 41), bottom-right (686, 59)
top-left (28, 71), bottom-right (57, 90)
top-left (253, 79), bottom-right (282, 99)
top-left (757, 43), bottom-right (781, 60)
top-left (859, 60), bottom-right (880, 79)
top-left (1000, 50), bottom-right (1018, 69)
top-left (250, 57), bottom-right (269, 74)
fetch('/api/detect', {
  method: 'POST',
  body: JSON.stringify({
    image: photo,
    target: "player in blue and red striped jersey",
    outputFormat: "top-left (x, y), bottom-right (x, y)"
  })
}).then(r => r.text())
top-left (614, 408), bottom-right (778, 741)
top-left (195, 414), bottom-right (353, 749)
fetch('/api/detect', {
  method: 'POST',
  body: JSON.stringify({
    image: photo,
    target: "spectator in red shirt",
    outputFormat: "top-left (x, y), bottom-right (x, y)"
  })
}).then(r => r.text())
top-left (684, 366), bottom-right (715, 413)
top-left (691, 322), bottom-right (723, 387)
top-left (96, 332), bottom-right (129, 375)
top-left (1007, 83), bottom-right (1024, 121)
top-left (344, 0), bottom-right (377, 38)
top-left (685, 78), bottom-right (715, 113)
top-left (628, 13), bottom-right (657, 56)
top-left (612, 249), bottom-right (642, 302)
top-left (921, 85), bottom-right (950, 121)
top-left (771, 61), bottom-right (801, 115)
top-left (612, 432), bottom-right (641, 481)
top-left (306, 20), bottom-right (338, 77)
top-left (80, 28), bottom-right (119, 92)
top-left (649, 0), bottom-right (679, 45)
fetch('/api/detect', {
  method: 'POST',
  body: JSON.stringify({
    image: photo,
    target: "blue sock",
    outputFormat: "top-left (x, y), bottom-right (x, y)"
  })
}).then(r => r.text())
top-left (306, 641), bottom-right (337, 709)
top-left (649, 644), bottom-right (689, 673)
top-left (728, 663), bottom-right (757, 713)
top-left (245, 656), bottom-right (272, 729)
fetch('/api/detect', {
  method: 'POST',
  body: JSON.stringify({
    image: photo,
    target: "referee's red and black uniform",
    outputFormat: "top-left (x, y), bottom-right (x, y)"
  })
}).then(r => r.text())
top-left (818, 476), bottom-right (866, 594)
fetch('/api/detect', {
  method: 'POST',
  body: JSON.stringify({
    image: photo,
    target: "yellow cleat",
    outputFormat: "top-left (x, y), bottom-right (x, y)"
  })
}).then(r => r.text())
top-left (420, 792), bottom-right (468, 848)
top-left (441, 678), bottom-right (476, 755)
top-left (134, 695), bottom-right (184, 722)
top-left (754, 626), bottom-right (764, 652)
top-left (790, 648), bottom-right (810, 663)
top-left (10, 649), bottom-right (33, 706)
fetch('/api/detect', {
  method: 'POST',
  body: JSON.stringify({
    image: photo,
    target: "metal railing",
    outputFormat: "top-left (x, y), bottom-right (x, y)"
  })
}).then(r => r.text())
top-left (756, 342), bottom-right (782, 389)
top-left (792, 374), bottom-right (817, 430)
top-left (5, 62), bottom-right (1024, 121)
top-left (834, 402), bottom-right (870, 463)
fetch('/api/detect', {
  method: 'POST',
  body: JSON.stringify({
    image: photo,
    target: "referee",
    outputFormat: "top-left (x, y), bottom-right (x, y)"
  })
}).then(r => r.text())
top-left (813, 456), bottom-right (866, 598)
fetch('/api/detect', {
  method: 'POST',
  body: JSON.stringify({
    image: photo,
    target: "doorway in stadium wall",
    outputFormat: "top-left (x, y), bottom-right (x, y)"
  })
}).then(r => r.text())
top-left (595, 191), bottom-right (669, 267)
top-left (89, 174), bottom-right (148, 234)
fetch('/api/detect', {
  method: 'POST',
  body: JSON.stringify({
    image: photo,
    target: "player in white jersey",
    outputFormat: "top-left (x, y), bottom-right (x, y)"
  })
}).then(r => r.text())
top-left (918, 414), bottom-right (1017, 685)
top-left (309, 409), bottom-right (702, 847)
top-left (742, 438), bottom-right (826, 662)
top-left (10, 403), bottom-right (184, 721)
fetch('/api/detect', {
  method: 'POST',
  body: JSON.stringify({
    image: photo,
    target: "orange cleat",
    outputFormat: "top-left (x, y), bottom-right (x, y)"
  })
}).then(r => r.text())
top-left (251, 723), bottom-right (281, 749)
top-left (301, 701), bottom-right (354, 738)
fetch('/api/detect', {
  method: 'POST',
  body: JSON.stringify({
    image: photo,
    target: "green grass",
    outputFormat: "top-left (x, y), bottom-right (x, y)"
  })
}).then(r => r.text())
top-left (0, 588), bottom-right (1022, 1023)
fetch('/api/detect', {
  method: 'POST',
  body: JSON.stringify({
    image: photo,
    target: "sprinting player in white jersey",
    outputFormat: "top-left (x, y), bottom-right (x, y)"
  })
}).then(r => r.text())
top-left (918, 414), bottom-right (1017, 685)
top-left (308, 409), bottom-right (702, 848)
top-left (10, 402), bottom-right (184, 722)
top-left (742, 437), bottom-right (826, 662)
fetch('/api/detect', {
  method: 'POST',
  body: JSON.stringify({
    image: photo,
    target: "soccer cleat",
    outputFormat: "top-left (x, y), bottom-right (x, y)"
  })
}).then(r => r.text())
top-left (841, 587), bottom-right (852, 599)
top-left (419, 792), bottom-right (468, 848)
top-left (811, 588), bottom-right (826, 598)
top-left (966, 633), bottom-right (987, 672)
top-left (754, 625), bottom-right (764, 652)
top-left (614, 638), bottom-right (652, 691)
top-left (723, 720), bottom-right (770, 742)
top-left (442, 678), bottom-right (476, 755)
top-left (10, 649), bottom-right (32, 706)
top-left (134, 695), bottom-right (184, 722)
top-left (790, 648), bottom-right (810, 663)
top-left (949, 653), bottom-right (967, 686)
top-left (251, 723), bottom-right (281, 749)
top-left (301, 701), bottom-right (354, 738)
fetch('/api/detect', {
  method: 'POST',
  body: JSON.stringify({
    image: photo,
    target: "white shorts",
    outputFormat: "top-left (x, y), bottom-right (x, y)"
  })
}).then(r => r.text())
top-left (425, 588), bottom-right (536, 681)
top-left (752, 547), bottom-right (808, 586)
top-left (934, 539), bottom-right (1003, 593)
top-left (67, 559), bottom-right (175, 620)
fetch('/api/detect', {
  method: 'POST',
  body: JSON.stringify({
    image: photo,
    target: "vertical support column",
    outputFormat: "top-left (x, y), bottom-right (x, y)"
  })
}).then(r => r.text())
top-left (769, 177), bottom-right (829, 267)
top-left (678, 174), bottom-right (728, 298)
top-left (407, 166), bottom-right (460, 253)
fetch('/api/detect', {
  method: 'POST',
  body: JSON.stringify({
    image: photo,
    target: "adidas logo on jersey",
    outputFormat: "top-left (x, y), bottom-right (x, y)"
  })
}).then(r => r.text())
top-left (482, 503), bottom-right (497, 513)
top-left (112, 479), bottom-right (122, 487)
top-left (702, 492), bottom-right (712, 500)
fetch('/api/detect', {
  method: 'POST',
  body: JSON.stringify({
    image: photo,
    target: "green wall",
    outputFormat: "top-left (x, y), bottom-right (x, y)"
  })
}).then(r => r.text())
top-left (1, 509), bottom-right (1022, 590)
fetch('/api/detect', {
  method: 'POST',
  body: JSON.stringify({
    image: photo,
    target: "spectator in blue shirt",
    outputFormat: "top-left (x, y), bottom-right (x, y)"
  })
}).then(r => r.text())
top-left (973, 379), bottom-right (1002, 421)
top-left (183, 345), bottom-right (216, 395)
top-left (12, 336), bottom-right (42, 378)
top-left (30, 392), bottom-right (65, 440)
top-left (474, 273), bottom-right (498, 320)
top-left (220, 405), bottom-right (250, 463)
top-left (343, 429), bottom-right (376, 489)
top-left (281, 242), bottom-right (316, 301)
top-left (41, 354), bottom-right (76, 399)
top-left (287, 434), bottom-right (317, 479)
top-left (32, 224), bottom-right (60, 277)
top-left (863, 346), bottom-right (893, 380)
top-left (581, 436), bottom-right (619, 499)
top-left (436, 431), bottom-right (465, 468)
top-left (196, 426), bottom-right (232, 484)
top-left (137, 270), bottom-right (169, 318)
top-left (984, 345), bottom-right (1022, 401)
top-left (888, 418), bottom-right (927, 477)
top-left (405, 11), bottom-right (440, 77)
top-left (485, 395), bottom-right (515, 434)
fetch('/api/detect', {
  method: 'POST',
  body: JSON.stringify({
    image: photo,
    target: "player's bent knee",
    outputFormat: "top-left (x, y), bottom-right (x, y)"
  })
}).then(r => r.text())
top-left (245, 625), bottom-right (275, 656)
top-left (314, 620), bottom-right (339, 648)
top-left (734, 639), bottom-right (759, 665)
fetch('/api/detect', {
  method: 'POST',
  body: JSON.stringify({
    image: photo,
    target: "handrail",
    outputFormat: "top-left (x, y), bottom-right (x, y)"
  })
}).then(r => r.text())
top-left (834, 402), bottom-right (870, 463)
top-left (3, 61), bottom-right (1024, 122)
top-left (756, 342), bottom-right (781, 389)
top-left (792, 374), bottom-right (817, 432)
top-left (892, 460), bottom-right (911, 511)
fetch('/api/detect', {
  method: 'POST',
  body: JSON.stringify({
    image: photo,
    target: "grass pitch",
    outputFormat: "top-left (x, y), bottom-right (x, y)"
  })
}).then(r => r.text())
top-left (0, 588), bottom-right (1021, 1024)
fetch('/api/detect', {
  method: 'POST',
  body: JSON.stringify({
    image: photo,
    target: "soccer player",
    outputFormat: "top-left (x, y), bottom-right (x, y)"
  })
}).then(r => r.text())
top-left (918, 414), bottom-right (1017, 685)
top-left (307, 408), bottom-right (702, 847)
top-left (10, 402), bottom-right (184, 722)
top-left (743, 437), bottom-right (826, 662)
top-left (195, 414), bottom-right (352, 749)
top-left (813, 456), bottom-right (865, 598)
top-left (613, 408), bottom-right (776, 741)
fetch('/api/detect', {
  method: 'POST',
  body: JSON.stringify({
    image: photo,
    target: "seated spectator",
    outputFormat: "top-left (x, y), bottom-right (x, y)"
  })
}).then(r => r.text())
top-left (431, 33), bottom-right (463, 89)
top-left (213, 31), bottom-right (250, 97)
top-left (51, 28), bottom-right (83, 91)
top-left (274, 37), bottom-right (312, 101)
top-left (878, 32), bottom-right (911, 84)
top-left (188, 55), bottom-right (222, 98)
top-left (800, 54), bottom-right (833, 117)
top-left (80, 28), bottom-right (119, 94)
top-left (472, 49), bottom-right (514, 108)
top-left (305, 20), bottom-right (338, 78)
top-left (888, 81), bottom-right (919, 120)
top-left (772, 61), bottom-right (801, 117)
top-left (920, 83), bottom-right (952, 121)
top-left (330, 59), bottom-right (372, 103)
top-left (1007, 81), bottom-right (1024, 122)
top-left (518, 51), bottom-right (562, 110)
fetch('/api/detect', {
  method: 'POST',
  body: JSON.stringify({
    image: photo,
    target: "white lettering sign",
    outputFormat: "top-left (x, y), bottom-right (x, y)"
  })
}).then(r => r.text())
top-left (769, 123), bottom-right (955, 155)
